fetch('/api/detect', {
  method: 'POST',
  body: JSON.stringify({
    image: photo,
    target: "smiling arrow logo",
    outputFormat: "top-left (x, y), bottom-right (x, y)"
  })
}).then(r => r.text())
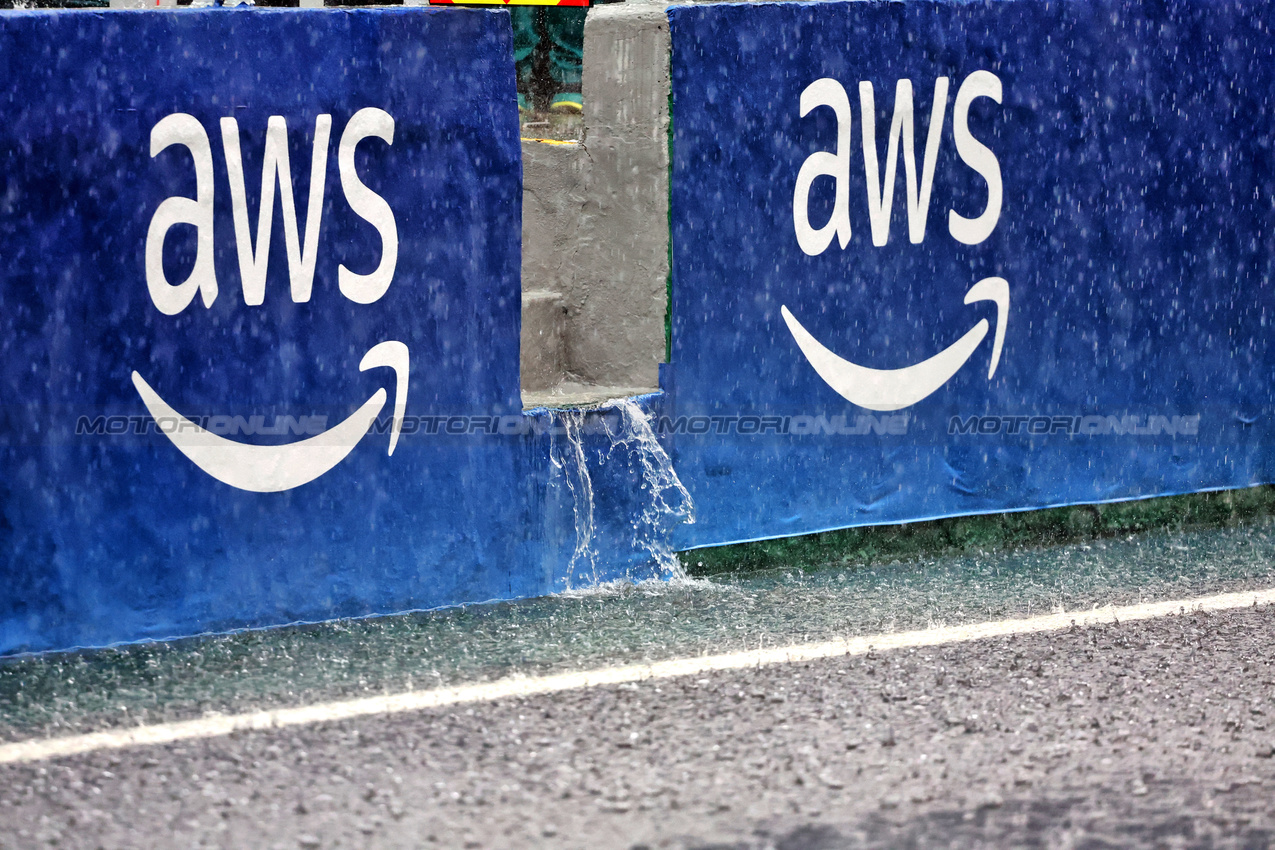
top-left (135, 109), bottom-right (409, 493)
top-left (781, 277), bottom-right (1008, 411)
top-left (785, 73), bottom-right (1011, 412)
top-left (132, 341), bottom-right (409, 493)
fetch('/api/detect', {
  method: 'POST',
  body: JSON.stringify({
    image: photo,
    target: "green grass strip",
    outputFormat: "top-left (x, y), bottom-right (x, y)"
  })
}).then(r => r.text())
top-left (684, 485), bottom-right (1275, 577)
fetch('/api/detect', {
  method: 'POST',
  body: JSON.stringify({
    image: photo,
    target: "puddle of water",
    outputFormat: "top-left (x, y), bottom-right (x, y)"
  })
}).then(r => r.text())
top-left (1, 519), bottom-right (1272, 743)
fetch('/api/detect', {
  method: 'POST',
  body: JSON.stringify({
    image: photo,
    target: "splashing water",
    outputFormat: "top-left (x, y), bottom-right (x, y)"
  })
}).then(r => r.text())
top-left (549, 410), bottom-right (598, 587)
top-left (603, 398), bottom-right (696, 580)
top-left (549, 398), bottom-right (696, 591)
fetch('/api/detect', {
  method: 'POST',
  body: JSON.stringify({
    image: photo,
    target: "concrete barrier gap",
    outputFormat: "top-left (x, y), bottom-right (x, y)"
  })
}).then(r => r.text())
top-left (519, 0), bottom-right (670, 407)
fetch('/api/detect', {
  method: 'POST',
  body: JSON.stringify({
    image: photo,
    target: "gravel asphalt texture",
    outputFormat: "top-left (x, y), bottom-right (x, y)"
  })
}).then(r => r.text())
top-left (7, 520), bottom-right (1275, 746)
top-left (3, 601), bottom-right (1274, 849)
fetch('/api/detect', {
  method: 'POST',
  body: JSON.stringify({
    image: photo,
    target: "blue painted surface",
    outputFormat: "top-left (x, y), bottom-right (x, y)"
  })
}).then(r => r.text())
top-left (668, 0), bottom-right (1275, 549)
top-left (0, 9), bottom-right (674, 655)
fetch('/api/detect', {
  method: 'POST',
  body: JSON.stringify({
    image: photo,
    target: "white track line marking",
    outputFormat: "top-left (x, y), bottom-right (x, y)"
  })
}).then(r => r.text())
top-left (2, 587), bottom-right (1273, 766)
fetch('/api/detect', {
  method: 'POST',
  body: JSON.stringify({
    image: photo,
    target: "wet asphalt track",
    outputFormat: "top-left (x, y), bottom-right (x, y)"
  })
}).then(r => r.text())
top-left (3, 600), bottom-right (1275, 848)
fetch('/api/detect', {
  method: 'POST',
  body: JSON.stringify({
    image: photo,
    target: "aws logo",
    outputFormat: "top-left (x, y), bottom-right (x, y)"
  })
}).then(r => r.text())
top-left (135, 108), bottom-right (408, 492)
top-left (783, 72), bottom-right (1009, 412)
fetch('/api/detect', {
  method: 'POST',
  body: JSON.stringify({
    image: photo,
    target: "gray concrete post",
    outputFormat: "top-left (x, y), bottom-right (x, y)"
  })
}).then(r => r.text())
top-left (572, 0), bottom-right (670, 390)
top-left (519, 0), bottom-right (671, 400)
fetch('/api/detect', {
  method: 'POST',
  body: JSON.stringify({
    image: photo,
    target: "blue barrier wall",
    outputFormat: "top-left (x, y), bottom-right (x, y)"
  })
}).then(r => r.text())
top-left (667, 0), bottom-right (1275, 549)
top-left (6, 0), bottom-right (1275, 655)
top-left (0, 9), bottom-right (686, 655)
